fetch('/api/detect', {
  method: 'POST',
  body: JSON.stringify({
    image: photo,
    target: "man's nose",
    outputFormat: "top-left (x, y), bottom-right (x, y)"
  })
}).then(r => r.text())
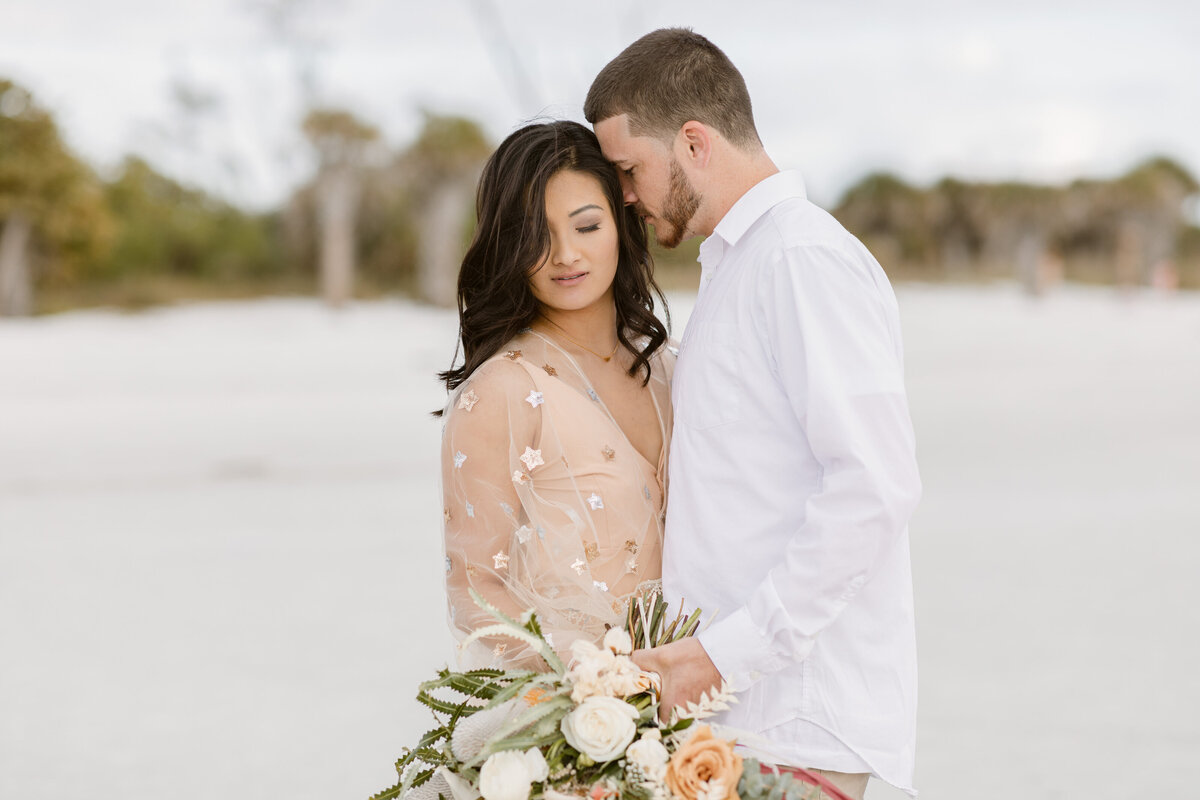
top-left (618, 174), bottom-right (638, 206)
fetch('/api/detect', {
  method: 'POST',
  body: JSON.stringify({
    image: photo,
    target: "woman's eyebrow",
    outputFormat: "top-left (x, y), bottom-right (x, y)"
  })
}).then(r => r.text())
top-left (569, 204), bottom-right (602, 217)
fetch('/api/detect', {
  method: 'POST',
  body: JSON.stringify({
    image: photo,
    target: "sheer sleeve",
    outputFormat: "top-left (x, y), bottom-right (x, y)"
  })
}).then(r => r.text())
top-left (441, 356), bottom-right (547, 669)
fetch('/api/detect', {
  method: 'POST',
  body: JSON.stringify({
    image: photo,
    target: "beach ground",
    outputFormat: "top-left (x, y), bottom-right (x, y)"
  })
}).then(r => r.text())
top-left (1, 285), bottom-right (1197, 798)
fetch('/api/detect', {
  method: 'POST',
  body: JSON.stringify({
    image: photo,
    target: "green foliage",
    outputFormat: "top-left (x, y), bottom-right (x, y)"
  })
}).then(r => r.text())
top-left (0, 77), bottom-right (113, 284)
top-left (404, 113), bottom-right (491, 178)
top-left (93, 156), bottom-right (284, 282)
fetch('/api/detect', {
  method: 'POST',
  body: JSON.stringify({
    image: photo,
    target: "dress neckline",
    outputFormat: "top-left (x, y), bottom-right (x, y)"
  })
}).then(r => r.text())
top-left (521, 331), bottom-right (667, 480)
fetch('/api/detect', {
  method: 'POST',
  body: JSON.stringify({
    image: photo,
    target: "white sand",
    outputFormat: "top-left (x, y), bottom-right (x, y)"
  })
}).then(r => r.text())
top-left (1, 286), bottom-right (1197, 799)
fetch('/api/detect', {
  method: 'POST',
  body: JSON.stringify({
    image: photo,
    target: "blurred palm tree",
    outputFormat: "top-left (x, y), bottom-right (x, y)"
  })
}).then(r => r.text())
top-left (302, 108), bottom-right (381, 307)
top-left (397, 113), bottom-right (491, 307)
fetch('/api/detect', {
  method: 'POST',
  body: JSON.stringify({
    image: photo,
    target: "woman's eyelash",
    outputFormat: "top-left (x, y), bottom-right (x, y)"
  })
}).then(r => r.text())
top-left (623, 167), bottom-right (635, 177)
top-left (577, 224), bottom-right (600, 233)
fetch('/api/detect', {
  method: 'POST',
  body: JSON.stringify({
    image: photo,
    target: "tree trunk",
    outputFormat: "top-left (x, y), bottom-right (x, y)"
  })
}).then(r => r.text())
top-left (417, 171), bottom-right (477, 308)
top-left (1016, 227), bottom-right (1046, 296)
top-left (316, 166), bottom-right (358, 308)
top-left (0, 211), bottom-right (34, 317)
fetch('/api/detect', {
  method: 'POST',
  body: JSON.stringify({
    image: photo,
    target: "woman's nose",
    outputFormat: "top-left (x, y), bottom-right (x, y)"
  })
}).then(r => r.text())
top-left (552, 240), bottom-right (580, 266)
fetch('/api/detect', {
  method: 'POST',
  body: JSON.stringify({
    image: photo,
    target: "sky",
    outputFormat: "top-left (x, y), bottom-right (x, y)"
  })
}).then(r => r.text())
top-left (2, 0), bottom-right (1198, 209)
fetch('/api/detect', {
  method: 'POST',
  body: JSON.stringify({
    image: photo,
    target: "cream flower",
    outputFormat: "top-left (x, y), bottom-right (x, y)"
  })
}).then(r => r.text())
top-left (625, 729), bottom-right (670, 782)
top-left (560, 696), bottom-right (639, 763)
top-left (566, 638), bottom-right (645, 702)
top-left (603, 628), bottom-right (633, 655)
top-left (478, 748), bottom-right (548, 800)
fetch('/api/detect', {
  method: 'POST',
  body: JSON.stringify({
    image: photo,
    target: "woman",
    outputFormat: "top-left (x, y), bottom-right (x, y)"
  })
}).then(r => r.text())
top-left (438, 121), bottom-right (673, 669)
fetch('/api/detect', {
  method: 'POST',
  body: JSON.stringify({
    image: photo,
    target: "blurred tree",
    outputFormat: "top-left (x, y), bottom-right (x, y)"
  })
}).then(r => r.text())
top-left (302, 108), bottom-right (380, 307)
top-left (95, 156), bottom-right (282, 283)
top-left (396, 113), bottom-right (491, 307)
top-left (0, 78), bottom-right (112, 315)
top-left (1113, 156), bottom-right (1199, 287)
top-left (834, 173), bottom-right (932, 274)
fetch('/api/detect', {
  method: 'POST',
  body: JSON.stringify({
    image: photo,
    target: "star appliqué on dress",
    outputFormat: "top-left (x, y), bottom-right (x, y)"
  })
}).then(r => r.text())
top-left (465, 502), bottom-right (475, 518)
top-left (570, 558), bottom-right (585, 575)
top-left (516, 525), bottom-right (533, 544)
top-left (503, 350), bottom-right (522, 361)
top-left (453, 450), bottom-right (467, 469)
top-left (593, 580), bottom-right (609, 592)
top-left (586, 493), bottom-right (604, 511)
top-left (457, 390), bottom-right (479, 412)
top-left (602, 445), bottom-right (615, 461)
top-left (512, 470), bottom-right (530, 485)
top-left (542, 364), bottom-right (557, 377)
top-left (524, 390), bottom-right (544, 408)
top-left (493, 551), bottom-right (509, 570)
top-left (520, 447), bottom-right (544, 471)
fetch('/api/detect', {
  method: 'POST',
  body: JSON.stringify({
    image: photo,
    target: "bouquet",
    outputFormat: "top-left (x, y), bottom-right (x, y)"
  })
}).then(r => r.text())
top-left (372, 590), bottom-right (835, 800)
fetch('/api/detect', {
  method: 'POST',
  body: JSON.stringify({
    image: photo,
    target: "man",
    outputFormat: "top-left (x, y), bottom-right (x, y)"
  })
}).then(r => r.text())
top-left (585, 29), bottom-right (923, 800)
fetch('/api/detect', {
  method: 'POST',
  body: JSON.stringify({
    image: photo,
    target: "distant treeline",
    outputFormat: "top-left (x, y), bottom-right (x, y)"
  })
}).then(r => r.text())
top-left (831, 158), bottom-right (1200, 291)
top-left (2, 74), bottom-right (1198, 315)
top-left (0, 77), bottom-right (488, 313)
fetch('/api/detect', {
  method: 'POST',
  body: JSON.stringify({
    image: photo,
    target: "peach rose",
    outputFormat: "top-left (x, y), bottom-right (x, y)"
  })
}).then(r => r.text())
top-left (664, 726), bottom-right (743, 800)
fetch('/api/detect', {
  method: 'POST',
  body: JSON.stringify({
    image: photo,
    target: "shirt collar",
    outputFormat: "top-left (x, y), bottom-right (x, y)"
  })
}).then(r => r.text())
top-left (698, 170), bottom-right (808, 269)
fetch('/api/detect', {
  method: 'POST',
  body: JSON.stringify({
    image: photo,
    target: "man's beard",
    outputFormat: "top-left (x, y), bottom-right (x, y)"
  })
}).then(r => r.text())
top-left (649, 158), bottom-right (701, 249)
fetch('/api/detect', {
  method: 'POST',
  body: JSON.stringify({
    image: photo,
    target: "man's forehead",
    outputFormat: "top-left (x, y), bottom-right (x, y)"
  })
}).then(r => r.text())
top-left (595, 115), bottom-right (658, 163)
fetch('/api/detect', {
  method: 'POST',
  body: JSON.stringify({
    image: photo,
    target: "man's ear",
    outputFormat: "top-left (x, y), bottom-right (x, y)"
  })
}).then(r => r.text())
top-left (676, 121), bottom-right (712, 168)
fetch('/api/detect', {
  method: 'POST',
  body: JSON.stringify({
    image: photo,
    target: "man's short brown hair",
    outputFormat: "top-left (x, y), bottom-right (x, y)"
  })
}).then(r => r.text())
top-left (584, 28), bottom-right (760, 148)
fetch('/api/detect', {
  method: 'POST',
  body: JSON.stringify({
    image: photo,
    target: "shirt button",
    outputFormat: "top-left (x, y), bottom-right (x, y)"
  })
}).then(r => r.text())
top-left (749, 670), bottom-right (762, 681)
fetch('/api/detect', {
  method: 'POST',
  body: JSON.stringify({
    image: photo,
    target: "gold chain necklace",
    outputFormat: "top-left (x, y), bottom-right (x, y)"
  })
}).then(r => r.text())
top-left (540, 316), bottom-right (619, 362)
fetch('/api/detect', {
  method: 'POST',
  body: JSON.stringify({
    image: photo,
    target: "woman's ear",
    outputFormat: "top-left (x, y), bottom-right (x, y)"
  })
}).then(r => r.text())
top-left (676, 121), bottom-right (712, 168)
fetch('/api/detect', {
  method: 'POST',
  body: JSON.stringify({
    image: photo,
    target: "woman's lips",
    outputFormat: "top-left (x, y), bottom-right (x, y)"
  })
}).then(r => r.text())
top-left (553, 272), bottom-right (588, 286)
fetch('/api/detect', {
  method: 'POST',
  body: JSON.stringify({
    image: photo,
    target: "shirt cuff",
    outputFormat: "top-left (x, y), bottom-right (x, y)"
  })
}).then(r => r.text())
top-left (697, 606), bottom-right (796, 693)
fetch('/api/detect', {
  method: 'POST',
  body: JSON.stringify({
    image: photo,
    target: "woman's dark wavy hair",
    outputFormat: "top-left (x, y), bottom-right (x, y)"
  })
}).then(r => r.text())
top-left (438, 120), bottom-right (669, 403)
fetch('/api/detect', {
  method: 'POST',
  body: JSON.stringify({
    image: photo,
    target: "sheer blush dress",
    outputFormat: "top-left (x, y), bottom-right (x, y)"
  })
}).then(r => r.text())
top-left (441, 331), bottom-right (675, 670)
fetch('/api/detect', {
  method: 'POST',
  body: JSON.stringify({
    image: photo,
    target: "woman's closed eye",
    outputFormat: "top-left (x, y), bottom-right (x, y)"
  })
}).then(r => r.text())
top-left (576, 223), bottom-right (601, 233)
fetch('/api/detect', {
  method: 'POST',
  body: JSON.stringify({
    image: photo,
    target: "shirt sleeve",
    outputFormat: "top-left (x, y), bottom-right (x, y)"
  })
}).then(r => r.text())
top-left (697, 242), bottom-right (922, 691)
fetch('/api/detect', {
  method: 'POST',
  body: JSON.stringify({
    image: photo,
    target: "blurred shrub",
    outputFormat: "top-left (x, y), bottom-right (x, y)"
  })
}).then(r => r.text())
top-left (0, 77), bottom-right (113, 293)
top-left (94, 156), bottom-right (285, 282)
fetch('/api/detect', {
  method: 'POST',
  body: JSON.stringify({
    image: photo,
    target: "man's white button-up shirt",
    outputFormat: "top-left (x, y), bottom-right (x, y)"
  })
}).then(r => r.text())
top-left (664, 170), bottom-right (922, 795)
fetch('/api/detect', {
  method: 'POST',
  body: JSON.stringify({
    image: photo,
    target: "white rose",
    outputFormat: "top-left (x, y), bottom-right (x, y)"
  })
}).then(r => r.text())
top-left (478, 748), bottom-right (547, 800)
top-left (625, 731), bottom-right (670, 782)
top-left (523, 747), bottom-right (548, 783)
top-left (603, 627), bottom-right (633, 655)
top-left (560, 696), bottom-right (639, 762)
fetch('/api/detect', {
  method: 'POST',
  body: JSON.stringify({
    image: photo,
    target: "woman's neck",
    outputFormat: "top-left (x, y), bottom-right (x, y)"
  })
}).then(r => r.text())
top-left (535, 303), bottom-right (620, 359)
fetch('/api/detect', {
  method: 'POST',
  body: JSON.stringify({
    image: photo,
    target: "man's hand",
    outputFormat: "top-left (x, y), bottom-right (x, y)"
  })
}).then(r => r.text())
top-left (631, 637), bottom-right (723, 723)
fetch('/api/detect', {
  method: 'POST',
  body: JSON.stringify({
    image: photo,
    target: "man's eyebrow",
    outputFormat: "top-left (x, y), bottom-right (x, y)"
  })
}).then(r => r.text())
top-left (569, 204), bottom-right (602, 217)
